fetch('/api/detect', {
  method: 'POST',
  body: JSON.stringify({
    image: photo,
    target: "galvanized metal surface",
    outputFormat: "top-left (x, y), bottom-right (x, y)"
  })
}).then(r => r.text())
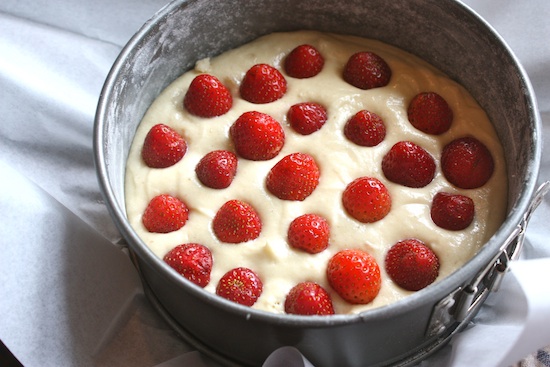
top-left (94, 0), bottom-right (543, 366)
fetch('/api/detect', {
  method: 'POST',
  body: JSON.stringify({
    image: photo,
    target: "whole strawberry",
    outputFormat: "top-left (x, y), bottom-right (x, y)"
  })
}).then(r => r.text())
top-left (183, 74), bottom-right (233, 117)
top-left (344, 110), bottom-right (386, 147)
top-left (284, 44), bottom-right (325, 79)
top-left (240, 63), bottom-right (287, 104)
top-left (407, 92), bottom-right (453, 135)
top-left (342, 177), bottom-right (391, 223)
top-left (141, 124), bottom-right (187, 168)
top-left (195, 150), bottom-right (238, 189)
top-left (287, 102), bottom-right (328, 135)
top-left (431, 192), bottom-right (475, 230)
top-left (266, 153), bottom-right (320, 201)
top-left (284, 282), bottom-right (335, 315)
top-left (385, 239), bottom-right (440, 291)
top-left (163, 243), bottom-right (213, 288)
top-left (441, 136), bottom-right (494, 189)
top-left (212, 199), bottom-right (262, 243)
top-left (287, 214), bottom-right (330, 254)
top-left (343, 51), bottom-right (392, 90)
top-left (229, 111), bottom-right (285, 161)
top-left (142, 194), bottom-right (189, 233)
top-left (382, 141), bottom-right (436, 188)
top-left (327, 249), bottom-right (381, 304)
top-left (216, 267), bottom-right (263, 306)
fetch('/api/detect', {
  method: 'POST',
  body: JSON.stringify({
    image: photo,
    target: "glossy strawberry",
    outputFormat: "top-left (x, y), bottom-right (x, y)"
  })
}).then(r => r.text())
top-left (229, 111), bottom-right (285, 161)
top-left (142, 194), bottom-right (189, 233)
top-left (407, 92), bottom-right (453, 135)
top-left (163, 243), bottom-right (213, 287)
top-left (287, 102), bottom-right (328, 135)
top-left (342, 177), bottom-right (391, 223)
top-left (212, 200), bottom-right (262, 243)
top-left (284, 282), bottom-right (335, 315)
top-left (288, 214), bottom-right (330, 254)
top-left (183, 74), bottom-right (233, 117)
top-left (141, 124), bottom-right (187, 168)
top-left (441, 136), bottom-right (495, 189)
top-left (240, 63), bottom-right (287, 104)
top-left (327, 249), bottom-right (381, 304)
top-left (195, 150), bottom-right (238, 189)
top-left (382, 141), bottom-right (436, 188)
top-left (343, 51), bottom-right (392, 90)
top-left (284, 44), bottom-right (325, 79)
top-left (385, 239), bottom-right (440, 291)
top-left (266, 153), bottom-right (320, 201)
top-left (431, 192), bottom-right (475, 231)
top-left (216, 267), bottom-right (263, 306)
top-left (344, 110), bottom-right (386, 147)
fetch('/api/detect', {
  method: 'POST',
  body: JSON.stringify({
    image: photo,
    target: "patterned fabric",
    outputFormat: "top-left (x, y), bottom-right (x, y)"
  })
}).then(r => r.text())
top-left (516, 347), bottom-right (550, 367)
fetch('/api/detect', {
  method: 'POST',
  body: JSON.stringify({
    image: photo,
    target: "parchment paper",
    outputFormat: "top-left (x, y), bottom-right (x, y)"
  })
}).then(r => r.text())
top-left (1, 1), bottom-right (549, 366)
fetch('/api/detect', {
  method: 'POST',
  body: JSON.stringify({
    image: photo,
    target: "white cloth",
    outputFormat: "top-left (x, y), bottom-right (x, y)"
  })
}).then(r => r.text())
top-left (1, 1), bottom-right (549, 366)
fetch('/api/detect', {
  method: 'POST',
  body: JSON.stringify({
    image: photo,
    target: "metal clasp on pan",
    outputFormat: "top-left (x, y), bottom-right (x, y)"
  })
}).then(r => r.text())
top-left (427, 181), bottom-right (550, 338)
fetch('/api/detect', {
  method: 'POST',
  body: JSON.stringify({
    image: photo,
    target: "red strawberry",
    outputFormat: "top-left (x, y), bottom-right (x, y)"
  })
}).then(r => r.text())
top-left (229, 111), bottom-right (285, 161)
top-left (284, 282), bottom-right (335, 315)
top-left (142, 194), bottom-right (189, 233)
top-left (441, 136), bottom-right (495, 189)
top-left (212, 200), bottom-right (262, 243)
top-left (407, 92), bottom-right (453, 135)
top-left (239, 63), bottom-right (287, 104)
top-left (183, 74), bottom-right (233, 117)
top-left (141, 124), bottom-right (187, 168)
top-left (163, 243), bottom-right (213, 287)
top-left (431, 192), bottom-right (475, 231)
top-left (195, 150), bottom-right (238, 189)
top-left (287, 214), bottom-right (330, 254)
top-left (343, 51), bottom-right (392, 90)
top-left (344, 110), bottom-right (386, 147)
top-left (266, 153), bottom-right (320, 201)
top-left (342, 177), bottom-right (391, 223)
top-left (385, 239), bottom-right (440, 291)
top-left (326, 249), bottom-right (381, 304)
top-left (382, 141), bottom-right (436, 188)
top-left (284, 44), bottom-right (325, 79)
top-left (216, 267), bottom-right (263, 306)
top-left (287, 102), bottom-right (328, 135)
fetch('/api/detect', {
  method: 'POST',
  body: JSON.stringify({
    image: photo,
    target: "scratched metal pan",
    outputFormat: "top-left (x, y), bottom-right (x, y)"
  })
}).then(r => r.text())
top-left (94, 0), bottom-right (544, 366)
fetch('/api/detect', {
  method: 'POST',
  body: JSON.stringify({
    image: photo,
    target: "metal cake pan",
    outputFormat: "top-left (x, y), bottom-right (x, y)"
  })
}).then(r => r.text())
top-left (94, 0), bottom-right (545, 365)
